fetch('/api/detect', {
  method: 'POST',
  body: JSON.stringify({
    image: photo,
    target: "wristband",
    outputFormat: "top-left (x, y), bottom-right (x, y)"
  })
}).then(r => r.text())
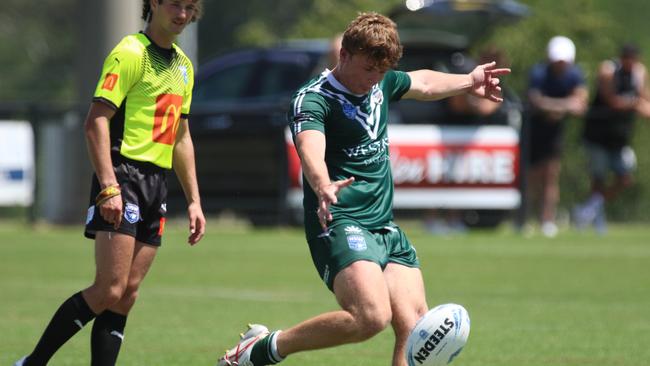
top-left (95, 185), bottom-right (121, 207)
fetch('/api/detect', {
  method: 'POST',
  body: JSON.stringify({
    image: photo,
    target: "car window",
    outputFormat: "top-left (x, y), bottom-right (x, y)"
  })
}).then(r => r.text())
top-left (250, 52), bottom-right (317, 98)
top-left (194, 50), bottom-right (321, 104)
top-left (193, 60), bottom-right (258, 103)
top-left (398, 48), bottom-right (457, 73)
top-left (393, 48), bottom-right (459, 124)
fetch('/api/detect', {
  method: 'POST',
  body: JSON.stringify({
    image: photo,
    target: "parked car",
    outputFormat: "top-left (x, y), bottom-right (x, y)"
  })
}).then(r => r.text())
top-left (170, 42), bottom-right (330, 225)
top-left (168, 0), bottom-right (529, 227)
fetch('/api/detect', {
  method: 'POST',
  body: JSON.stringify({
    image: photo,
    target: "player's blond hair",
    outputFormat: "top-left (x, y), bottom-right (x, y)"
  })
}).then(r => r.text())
top-left (341, 12), bottom-right (403, 70)
top-left (142, 0), bottom-right (203, 23)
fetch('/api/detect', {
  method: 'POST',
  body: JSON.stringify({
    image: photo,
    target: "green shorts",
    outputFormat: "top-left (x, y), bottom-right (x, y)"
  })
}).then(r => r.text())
top-left (307, 221), bottom-right (419, 291)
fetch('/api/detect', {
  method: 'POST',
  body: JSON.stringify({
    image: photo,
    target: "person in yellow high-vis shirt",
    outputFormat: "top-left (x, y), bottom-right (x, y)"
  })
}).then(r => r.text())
top-left (15, 1), bottom-right (205, 365)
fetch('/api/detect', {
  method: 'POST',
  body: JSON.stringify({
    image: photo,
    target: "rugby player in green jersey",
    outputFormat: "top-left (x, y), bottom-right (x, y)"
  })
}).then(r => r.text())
top-left (16, 1), bottom-right (205, 365)
top-left (218, 12), bottom-right (509, 366)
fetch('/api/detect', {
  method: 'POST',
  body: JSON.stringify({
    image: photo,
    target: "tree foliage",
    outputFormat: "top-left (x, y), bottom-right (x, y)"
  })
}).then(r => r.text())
top-left (198, 0), bottom-right (401, 61)
top-left (0, 0), bottom-right (77, 103)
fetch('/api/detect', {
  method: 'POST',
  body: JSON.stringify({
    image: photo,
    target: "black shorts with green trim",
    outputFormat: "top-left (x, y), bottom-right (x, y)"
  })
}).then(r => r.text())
top-left (84, 157), bottom-right (168, 246)
top-left (307, 220), bottom-right (419, 291)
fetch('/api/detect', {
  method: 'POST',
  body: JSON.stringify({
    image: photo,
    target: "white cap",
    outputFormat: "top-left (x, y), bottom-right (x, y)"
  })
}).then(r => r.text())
top-left (547, 36), bottom-right (576, 63)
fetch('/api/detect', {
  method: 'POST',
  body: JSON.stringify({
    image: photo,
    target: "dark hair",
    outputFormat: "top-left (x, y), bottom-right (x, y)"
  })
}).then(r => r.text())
top-left (621, 43), bottom-right (640, 58)
top-left (141, 0), bottom-right (203, 23)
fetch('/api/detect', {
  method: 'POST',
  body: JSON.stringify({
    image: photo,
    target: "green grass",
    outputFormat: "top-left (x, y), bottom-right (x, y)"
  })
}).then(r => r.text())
top-left (1, 221), bottom-right (649, 365)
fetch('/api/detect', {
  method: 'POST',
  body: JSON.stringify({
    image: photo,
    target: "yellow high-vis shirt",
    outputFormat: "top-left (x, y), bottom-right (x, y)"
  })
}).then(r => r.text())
top-left (93, 32), bottom-right (194, 169)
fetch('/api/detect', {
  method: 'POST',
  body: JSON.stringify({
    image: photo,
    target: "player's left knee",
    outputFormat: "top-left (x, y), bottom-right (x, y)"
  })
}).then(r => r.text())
top-left (367, 310), bottom-right (393, 332)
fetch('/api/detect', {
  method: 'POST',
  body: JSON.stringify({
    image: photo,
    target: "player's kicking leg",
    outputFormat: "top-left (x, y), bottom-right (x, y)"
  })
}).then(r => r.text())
top-left (217, 260), bottom-right (393, 366)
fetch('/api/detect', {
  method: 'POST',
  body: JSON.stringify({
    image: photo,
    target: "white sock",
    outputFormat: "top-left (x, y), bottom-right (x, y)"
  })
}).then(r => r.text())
top-left (269, 330), bottom-right (285, 363)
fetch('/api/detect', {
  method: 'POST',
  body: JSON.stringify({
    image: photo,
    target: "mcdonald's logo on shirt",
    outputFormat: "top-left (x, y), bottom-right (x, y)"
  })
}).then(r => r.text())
top-left (153, 94), bottom-right (183, 145)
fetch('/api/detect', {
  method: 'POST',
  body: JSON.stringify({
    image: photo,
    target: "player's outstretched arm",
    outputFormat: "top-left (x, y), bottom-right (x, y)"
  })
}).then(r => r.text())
top-left (173, 119), bottom-right (205, 245)
top-left (295, 130), bottom-right (354, 230)
top-left (403, 61), bottom-right (510, 102)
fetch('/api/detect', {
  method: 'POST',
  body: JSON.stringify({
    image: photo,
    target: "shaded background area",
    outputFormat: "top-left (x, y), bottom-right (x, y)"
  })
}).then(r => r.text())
top-left (1, 0), bottom-right (650, 223)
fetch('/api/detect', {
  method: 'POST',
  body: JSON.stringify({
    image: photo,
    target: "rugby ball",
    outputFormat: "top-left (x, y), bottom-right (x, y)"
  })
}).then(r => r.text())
top-left (406, 303), bottom-right (470, 366)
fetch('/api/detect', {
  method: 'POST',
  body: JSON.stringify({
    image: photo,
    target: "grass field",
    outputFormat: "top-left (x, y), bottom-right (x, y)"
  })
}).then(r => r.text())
top-left (1, 220), bottom-right (649, 366)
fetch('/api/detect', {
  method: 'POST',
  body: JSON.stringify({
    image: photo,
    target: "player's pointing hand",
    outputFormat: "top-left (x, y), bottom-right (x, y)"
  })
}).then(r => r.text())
top-left (317, 177), bottom-right (355, 230)
top-left (469, 61), bottom-right (511, 102)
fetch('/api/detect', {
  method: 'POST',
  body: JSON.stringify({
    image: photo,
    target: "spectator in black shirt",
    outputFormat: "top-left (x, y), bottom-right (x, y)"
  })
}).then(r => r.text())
top-left (574, 44), bottom-right (650, 232)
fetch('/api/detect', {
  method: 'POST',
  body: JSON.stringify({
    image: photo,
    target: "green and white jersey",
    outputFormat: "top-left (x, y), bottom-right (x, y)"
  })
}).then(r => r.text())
top-left (289, 69), bottom-right (411, 240)
top-left (93, 32), bottom-right (194, 169)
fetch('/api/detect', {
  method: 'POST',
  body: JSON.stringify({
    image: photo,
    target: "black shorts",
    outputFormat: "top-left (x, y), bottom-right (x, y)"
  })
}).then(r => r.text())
top-left (528, 117), bottom-right (564, 166)
top-left (84, 158), bottom-right (168, 246)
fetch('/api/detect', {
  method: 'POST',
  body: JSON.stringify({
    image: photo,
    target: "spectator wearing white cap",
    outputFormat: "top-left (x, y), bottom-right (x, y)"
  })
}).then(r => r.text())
top-left (526, 35), bottom-right (588, 237)
top-left (547, 35), bottom-right (576, 63)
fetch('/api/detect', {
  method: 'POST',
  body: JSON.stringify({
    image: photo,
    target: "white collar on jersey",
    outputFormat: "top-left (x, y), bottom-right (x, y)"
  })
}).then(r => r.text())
top-left (324, 69), bottom-right (368, 98)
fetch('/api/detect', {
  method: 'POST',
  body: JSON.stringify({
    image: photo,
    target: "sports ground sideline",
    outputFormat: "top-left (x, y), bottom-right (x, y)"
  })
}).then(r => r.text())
top-left (1, 221), bottom-right (648, 365)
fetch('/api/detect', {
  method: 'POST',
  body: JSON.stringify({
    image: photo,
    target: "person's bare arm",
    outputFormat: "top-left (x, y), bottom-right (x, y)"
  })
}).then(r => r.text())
top-left (84, 101), bottom-right (122, 228)
top-left (404, 62), bottom-right (510, 102)
top-left (528, 85), bottom-right (588, 119)
top-left (173, 118), bottom-right (205, 245)
top-left (598, 60), bottom-right (637, 111)
top-left (633, 63), bottom-right (650, 118)
top-left (295, 130), bottom-right (354, 229)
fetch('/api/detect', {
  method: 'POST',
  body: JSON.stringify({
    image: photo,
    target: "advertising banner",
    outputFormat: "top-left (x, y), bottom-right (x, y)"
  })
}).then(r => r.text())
top-left (286, 125), bottom-right (520, 210)
top-left (0, 121), bottom-right (35, 206)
